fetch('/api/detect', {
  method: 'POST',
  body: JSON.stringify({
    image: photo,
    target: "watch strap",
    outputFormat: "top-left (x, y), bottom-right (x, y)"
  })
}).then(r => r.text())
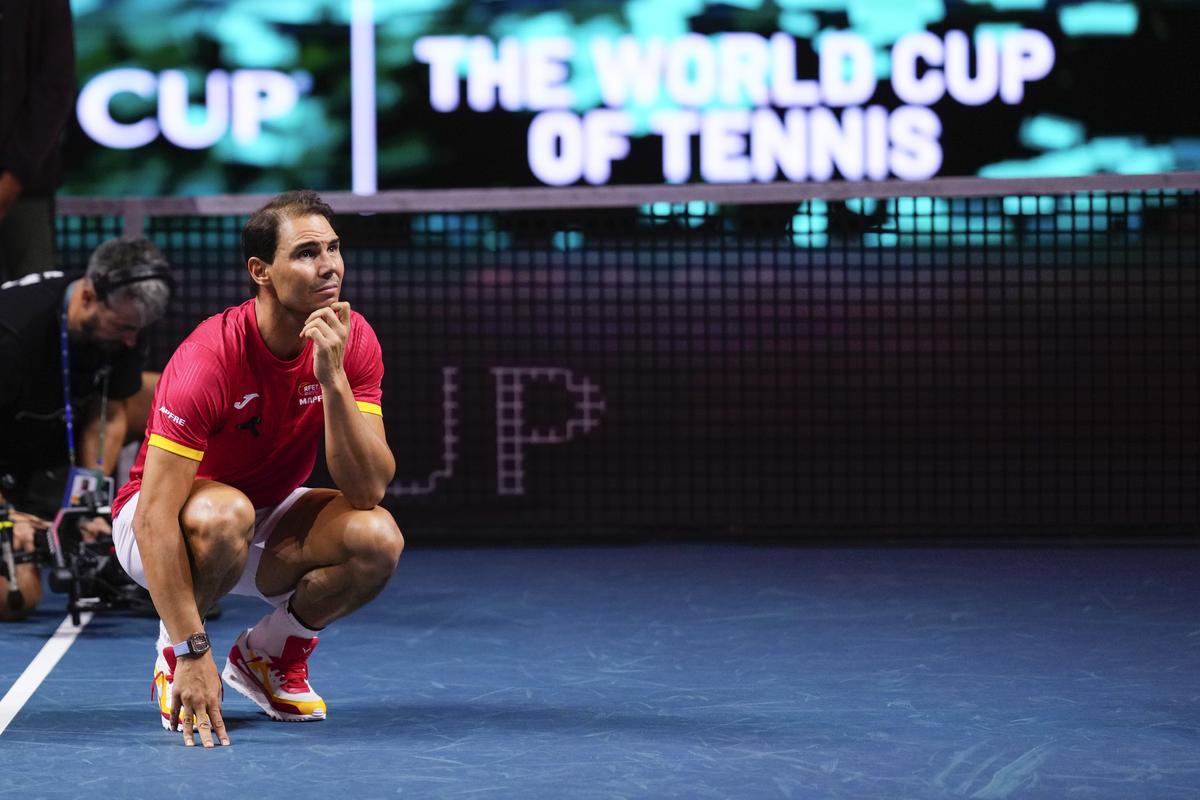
top-left (171, 632), bottom-right (210, 658)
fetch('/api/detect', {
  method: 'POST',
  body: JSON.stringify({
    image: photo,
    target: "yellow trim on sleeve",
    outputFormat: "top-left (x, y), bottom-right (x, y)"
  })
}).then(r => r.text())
top-left (356, 401), bottom-right (382, 416)
top-left (148, 434), bottom-right (204, 461)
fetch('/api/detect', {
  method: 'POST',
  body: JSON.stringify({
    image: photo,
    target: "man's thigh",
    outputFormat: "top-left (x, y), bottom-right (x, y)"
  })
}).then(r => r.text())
top-left (114, 479), bottom-right (254, 589)
top-left (254, 489), bottom-right (359, 598)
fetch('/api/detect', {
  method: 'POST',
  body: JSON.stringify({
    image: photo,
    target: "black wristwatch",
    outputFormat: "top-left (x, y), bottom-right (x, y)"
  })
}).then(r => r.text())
top-left (171, 632), bottom-right (211, 659)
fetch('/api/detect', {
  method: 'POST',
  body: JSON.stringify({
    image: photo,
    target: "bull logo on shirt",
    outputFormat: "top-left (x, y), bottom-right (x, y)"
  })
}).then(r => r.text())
top-left (236, 415), bottom-right (263, 437)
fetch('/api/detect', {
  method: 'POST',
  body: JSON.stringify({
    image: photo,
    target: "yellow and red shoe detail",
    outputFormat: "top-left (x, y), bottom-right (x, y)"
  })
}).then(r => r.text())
top-left (226, 637), bottom-right (326, 718)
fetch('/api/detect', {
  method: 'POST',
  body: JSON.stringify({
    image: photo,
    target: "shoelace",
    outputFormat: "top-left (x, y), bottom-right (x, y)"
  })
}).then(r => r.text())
top-left (269, 655), bottom-right (311, 694)
top-left (150, 670), bottom-right (168, 701)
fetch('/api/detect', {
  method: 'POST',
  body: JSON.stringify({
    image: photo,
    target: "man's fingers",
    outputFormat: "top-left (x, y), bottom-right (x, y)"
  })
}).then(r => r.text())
top-left (305, 305), bottom-right (342, 327)
top-left (319, 301), bottom-right (350, 323)
top-left (300, 318), bottom-right (328, 337)
top-left (304, 307), bottom-right (343, 331)
top-left (195, 706), bottom-right (215, 749)
top-left (301, 317), bottom-right (338, 342)
top-left (210, 709), bottom-right (231, 746)
top-left (180, 705), bottom-right (195, 747)
top-left (170, 698), bottom-right (182, 732)
top-left (301, 325), bottom-right (334, 349)
top-left (304, 305), bottom-right (349, 335)
top-left (10, 511), bottom-right (50, 530)
top-left (79, 517), bottom-right (112, 536)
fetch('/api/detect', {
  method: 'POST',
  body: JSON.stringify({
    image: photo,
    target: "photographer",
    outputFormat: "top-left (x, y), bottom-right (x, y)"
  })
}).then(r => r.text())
top-left (0, 237), bottom-right (171, 620)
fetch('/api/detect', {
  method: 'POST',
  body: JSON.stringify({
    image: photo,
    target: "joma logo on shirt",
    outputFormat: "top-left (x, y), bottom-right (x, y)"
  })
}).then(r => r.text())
top-left (158, 406), bottom-right (186, 426)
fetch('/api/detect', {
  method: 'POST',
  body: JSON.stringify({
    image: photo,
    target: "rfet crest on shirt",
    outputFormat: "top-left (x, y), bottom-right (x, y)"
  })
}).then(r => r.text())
top-left (297, 382), bottom-right (322, 408)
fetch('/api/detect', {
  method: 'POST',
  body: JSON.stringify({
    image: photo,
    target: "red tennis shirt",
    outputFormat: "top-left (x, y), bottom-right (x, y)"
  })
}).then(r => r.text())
top-left (113, 299), bottom-right (384, 516)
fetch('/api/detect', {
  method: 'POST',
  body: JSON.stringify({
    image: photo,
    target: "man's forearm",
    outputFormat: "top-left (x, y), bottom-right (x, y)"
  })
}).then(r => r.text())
top-left (134, 506), bottom-right (204, 642)
top-left (322, 377), bottom-right (394, 509)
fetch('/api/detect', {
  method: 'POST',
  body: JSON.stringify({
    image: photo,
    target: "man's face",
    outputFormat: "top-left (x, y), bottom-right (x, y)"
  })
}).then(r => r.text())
top-left (265, 213), bottom-right (343, 315)
top-left (79, 296), bottom-right (142, 350)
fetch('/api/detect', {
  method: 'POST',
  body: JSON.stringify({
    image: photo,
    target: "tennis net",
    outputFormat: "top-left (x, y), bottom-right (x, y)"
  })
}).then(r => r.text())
top-left (57, 173), bottom-right (1200, 539)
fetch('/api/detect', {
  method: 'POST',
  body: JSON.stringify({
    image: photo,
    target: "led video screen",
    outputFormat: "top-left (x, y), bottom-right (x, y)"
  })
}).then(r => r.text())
top-left (65, 0), bottom-right (1199, 195)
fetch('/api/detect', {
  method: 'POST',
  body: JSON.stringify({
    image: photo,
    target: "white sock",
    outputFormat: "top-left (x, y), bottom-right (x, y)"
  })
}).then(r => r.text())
top-left (247, 600), bottom-right (322, 655)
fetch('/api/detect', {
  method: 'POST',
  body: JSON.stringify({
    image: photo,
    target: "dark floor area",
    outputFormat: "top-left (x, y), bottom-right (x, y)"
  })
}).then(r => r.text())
top-left (2, 544), bottom-right (1198, 798)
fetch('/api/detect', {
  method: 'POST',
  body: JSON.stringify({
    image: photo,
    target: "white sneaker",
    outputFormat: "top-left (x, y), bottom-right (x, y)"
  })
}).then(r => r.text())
top-left (150, 637), bottom-right (180, 732)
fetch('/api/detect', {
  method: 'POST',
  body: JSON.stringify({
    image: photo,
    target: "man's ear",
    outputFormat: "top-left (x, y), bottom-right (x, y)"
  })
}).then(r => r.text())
top-left (79, 279), bottom-right (99, 308)
top-left (247, 257), bottom-right (271, 288)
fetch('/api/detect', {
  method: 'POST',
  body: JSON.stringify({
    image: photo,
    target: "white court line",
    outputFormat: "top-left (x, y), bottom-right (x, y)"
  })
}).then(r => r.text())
top-left (0, 613), bottom-right (93, 736)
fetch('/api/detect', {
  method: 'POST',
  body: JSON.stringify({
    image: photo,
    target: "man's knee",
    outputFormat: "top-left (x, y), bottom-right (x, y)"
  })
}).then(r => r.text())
top-left (343, 507), bottom-right (404, 577)
top-left (180, 487), bottom-right (255, 555)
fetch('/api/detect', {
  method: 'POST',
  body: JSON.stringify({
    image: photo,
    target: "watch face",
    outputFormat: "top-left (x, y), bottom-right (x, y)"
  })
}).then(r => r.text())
top-left (188, 633), bottom-right (211, 655)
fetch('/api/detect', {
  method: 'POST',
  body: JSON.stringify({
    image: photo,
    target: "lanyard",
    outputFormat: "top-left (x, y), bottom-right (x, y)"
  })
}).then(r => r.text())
top-left (59, 287), bottom-right (110, 470)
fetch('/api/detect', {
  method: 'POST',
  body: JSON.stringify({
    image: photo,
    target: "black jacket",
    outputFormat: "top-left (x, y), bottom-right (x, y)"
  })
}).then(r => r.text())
top-left (0, 272), bottom-right (143, 490)
top-left (0, 0), bottom-right (75, 196)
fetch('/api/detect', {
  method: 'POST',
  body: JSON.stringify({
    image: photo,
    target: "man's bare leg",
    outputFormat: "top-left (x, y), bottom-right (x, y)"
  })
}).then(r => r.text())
top-left (217, 489), bottom-right (401, 722)
top-left (177, 480), bottom-right (256, 614)
top-left (256, 489), bottom-right (404, 627)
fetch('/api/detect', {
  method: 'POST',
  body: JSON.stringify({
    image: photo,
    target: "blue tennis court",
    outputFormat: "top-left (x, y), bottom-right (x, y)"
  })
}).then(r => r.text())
top-left (2, 543), bottom-right (1198, 799)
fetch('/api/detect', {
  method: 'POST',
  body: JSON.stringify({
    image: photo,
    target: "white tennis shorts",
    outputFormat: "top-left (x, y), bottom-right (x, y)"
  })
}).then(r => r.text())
top-left (112, 486), bottom-right (312, 608)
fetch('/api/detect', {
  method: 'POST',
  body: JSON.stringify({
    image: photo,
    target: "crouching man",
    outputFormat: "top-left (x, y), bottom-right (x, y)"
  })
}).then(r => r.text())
top-left (112, 191), bottom-right (403, 747)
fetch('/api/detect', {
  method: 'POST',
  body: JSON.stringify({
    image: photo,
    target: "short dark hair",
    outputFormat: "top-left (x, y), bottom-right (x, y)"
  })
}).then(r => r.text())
top-left (241, 190), bottom-right (336, 265)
